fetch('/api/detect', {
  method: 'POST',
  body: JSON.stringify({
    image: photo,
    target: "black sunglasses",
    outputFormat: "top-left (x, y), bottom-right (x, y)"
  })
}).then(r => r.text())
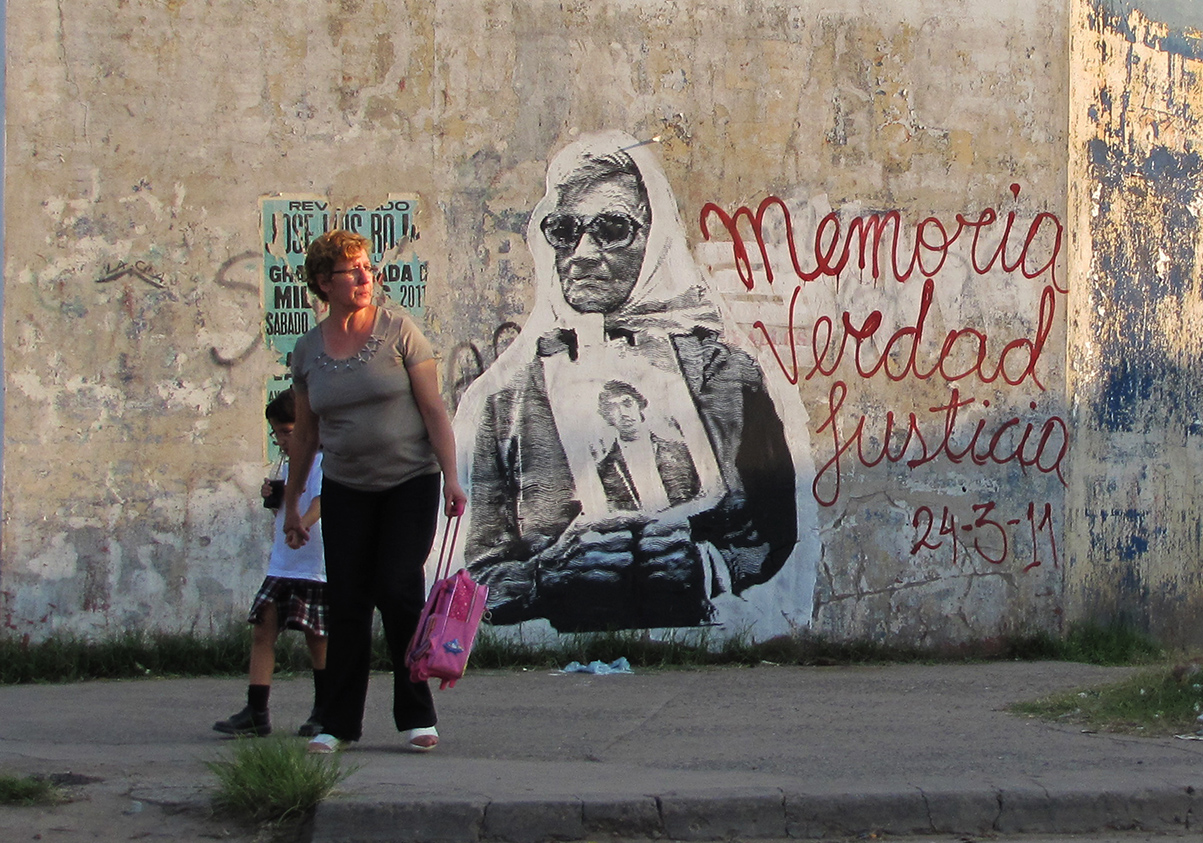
top-left (540, 212), bottom-right (644, 252)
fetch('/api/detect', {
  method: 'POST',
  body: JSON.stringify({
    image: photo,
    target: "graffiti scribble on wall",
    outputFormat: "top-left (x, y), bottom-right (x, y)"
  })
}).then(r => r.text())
top-left (453, 131), bottom-right (819, 637)
top-left (95, 259), bottom-right (168, 289)
top-left (209, 249), bottom-right (263, 367)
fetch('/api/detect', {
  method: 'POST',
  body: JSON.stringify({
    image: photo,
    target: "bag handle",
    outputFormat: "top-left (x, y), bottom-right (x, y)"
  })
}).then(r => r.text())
top-left (433, 513), bottom-right (462, 582)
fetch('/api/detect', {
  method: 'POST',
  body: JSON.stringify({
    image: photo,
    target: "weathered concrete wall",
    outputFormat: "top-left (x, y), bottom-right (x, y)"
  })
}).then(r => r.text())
top-left (1066, 0), bottom-right (1203, 647)
top-left (1, 0), bottom-right (1083, 645)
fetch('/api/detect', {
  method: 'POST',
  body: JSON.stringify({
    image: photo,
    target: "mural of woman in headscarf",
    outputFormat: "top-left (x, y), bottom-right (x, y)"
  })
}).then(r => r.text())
top-left (450, 130), bottom-right (817, 636)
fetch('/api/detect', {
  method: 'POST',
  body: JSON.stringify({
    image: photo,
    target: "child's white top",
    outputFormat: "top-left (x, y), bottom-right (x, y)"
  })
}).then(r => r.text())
top-left (267, 453), bottom-right (325, 581)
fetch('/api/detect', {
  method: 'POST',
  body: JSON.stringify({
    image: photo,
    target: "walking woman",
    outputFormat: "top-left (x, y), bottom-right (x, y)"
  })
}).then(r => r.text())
top-left (282, 229), bottom-right (467, 754)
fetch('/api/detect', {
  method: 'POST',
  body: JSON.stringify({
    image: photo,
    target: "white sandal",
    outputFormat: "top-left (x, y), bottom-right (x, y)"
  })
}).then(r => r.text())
top-left (307, 733), bottom-right (351, 754)
top-left (403, 726), bottom-right (438, 752)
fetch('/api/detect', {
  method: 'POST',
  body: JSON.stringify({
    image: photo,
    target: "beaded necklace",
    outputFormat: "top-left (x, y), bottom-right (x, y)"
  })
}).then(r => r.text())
top-left (314, 334), bottom-right (384, 372)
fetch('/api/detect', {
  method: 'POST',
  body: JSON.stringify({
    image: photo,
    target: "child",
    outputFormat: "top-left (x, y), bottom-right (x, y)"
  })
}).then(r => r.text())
top-left (214, 389), bottom-right (327, 737)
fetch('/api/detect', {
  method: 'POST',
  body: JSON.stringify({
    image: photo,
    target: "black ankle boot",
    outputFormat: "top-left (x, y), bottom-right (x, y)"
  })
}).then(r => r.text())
top-left (213, 705), bottom-right (271, 737)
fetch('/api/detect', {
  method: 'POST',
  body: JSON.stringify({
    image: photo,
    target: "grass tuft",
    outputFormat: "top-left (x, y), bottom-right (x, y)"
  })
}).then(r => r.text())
top-left (466, 620), bottom-right (1165, 671)
top-left (1010, 664), bottom-right (1203, 736)
top-left (986, 621), bottom-right (1163, 665)
top-left (0, 618), bottom-right (1168, 685)
top-left (206, 736), bottom-right (358, 824)
top-left (0, 625), bottom-right (316, 684)
top-left (1058, 620), bottom-right (1165, 665)
top-left (464, 626), bottom-right (935, 670)
top-left (0, 773), bottom-right (65, 806)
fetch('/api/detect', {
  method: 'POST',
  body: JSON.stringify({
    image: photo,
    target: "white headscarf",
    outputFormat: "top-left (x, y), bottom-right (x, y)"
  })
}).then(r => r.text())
top-left (452, 130), bottom-right (732, 490)
top-left (524, 130), bottom-right (724, 351)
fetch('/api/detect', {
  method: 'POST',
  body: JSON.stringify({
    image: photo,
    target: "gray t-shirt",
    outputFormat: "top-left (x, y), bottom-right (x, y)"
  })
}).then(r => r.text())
top-left (291, 307), bottom-right (439, 492)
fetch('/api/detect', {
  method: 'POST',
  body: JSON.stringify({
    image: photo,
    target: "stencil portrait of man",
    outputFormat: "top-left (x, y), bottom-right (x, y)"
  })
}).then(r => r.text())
top-left (593, 379), bottom-right (700, 513)
top-left (451, 130), bottom-right (817, 636)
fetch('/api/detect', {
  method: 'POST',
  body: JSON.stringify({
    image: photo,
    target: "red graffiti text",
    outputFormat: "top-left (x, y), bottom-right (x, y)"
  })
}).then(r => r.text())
top-left (813, 382), bottom-right (1068, 508)
top-left (699, 183), bottom-right (1064, 293)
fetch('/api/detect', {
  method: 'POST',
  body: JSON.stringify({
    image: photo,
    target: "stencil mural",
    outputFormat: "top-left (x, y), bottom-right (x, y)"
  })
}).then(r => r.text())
top-left (452, 131), bottom-right (819, 637)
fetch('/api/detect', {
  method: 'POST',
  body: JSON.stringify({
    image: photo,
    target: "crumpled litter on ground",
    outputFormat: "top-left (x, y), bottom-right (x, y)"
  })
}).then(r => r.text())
top-left (560, 657), bottom-right (633, 675)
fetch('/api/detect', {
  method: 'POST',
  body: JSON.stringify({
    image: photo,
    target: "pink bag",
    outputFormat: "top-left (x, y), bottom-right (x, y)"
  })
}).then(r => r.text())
top-left (404, 516), bottom-right (488, 690)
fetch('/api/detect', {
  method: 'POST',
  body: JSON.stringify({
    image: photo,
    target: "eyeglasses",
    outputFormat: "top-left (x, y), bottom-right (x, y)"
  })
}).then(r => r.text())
top-left (329, 263), bottom-right (377, 279)
top-left (540, 213), bottom-right (644, 252)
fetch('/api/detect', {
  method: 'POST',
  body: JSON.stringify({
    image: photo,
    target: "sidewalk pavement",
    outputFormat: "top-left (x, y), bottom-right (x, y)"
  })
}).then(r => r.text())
top-left (1, 661), bottom-right (1202, 842)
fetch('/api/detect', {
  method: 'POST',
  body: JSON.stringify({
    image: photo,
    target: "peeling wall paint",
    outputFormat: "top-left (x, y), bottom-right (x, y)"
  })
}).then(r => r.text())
top-left (8, 0), bottom-right (1184, 648)
top-left (1066, 0), bottom-right (1203, 646)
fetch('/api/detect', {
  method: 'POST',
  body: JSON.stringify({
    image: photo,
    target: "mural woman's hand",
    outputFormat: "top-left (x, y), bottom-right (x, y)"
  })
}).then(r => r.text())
top-left (536, 520), bottom-right (639, 592)
top-left (636, 517), bottom-right (699, 587)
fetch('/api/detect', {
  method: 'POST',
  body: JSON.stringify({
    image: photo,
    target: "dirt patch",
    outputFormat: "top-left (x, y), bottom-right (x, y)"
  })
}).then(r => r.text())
top-left (0, 773), bottom-right (307, 842)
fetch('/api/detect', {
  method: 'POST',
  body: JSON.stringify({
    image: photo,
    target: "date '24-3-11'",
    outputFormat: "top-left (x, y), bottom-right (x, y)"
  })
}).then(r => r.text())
top-left (911, 501), bottom-right (1057, 571)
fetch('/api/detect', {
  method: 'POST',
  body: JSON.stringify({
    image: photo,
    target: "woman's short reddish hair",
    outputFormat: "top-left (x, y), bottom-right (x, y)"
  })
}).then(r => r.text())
top-left (304, 229), bottom-right (371, 302)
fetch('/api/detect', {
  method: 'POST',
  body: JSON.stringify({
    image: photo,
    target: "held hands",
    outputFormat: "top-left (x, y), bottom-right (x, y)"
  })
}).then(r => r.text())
top-left (283, 502), bottom-right (309, 549)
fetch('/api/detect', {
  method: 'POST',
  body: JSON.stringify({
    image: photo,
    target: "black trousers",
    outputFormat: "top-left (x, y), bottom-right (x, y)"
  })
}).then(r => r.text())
top-left (318, 472), bottom-right (440, 741)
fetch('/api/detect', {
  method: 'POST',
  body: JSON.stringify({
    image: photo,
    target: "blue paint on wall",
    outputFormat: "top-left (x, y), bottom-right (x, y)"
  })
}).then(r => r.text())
top-left (1116, 562), bottom-right (1146, 601)
top-left (1090, 510), bottom-right (1151, 560)
top-left (1119, 533), bottom-right (1149, 560)
top-left (1095, 1), bottom-right (1203, 60)
top-left (1087, 138), bottom-right (1114, 172)
top-left (1095, 356), bottom-right (1202, 436)
top-left (1089, 137), bottom-right (1203, 433)
top-left (1083, 1), bottom-right (1203, 638)
top-left (1100, 360), bottom-right (1155, 431)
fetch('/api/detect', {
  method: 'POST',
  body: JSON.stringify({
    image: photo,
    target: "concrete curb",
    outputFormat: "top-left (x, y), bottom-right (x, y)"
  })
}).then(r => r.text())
top-left (309, 785), bottom-right (1203, 842)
